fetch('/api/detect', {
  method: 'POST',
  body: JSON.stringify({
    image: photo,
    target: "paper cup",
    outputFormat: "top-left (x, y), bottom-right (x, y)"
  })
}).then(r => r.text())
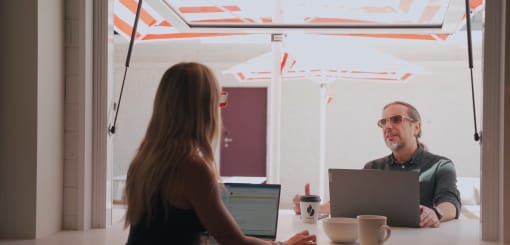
top-left (300, 195), bottom-right (321, 223)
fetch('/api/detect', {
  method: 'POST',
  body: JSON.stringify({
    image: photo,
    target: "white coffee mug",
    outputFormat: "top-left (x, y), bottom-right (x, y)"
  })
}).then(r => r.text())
top-left (300, 195), bottom-right (321, 223)
top-left (357, 215), bottom-right (391, 245)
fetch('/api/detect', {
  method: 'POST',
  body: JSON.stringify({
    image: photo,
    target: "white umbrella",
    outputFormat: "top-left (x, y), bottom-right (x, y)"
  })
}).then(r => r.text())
top-left (225, 36), bottom-right (423, 83)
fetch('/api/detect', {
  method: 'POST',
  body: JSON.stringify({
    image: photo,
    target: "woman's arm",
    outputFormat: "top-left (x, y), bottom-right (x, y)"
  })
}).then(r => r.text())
top-left (179, 159), bottom-right (315, 245)
top-left (179, 160), bottom-right (268, 245)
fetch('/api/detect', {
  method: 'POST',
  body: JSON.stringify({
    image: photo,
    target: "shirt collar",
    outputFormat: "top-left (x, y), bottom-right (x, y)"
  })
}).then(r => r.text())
top-left (390, 145), bottom-right (424, 166)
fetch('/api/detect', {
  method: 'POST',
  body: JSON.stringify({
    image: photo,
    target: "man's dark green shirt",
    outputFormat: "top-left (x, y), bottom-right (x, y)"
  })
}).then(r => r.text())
top-left (363, 146), bottom-right (461, 218)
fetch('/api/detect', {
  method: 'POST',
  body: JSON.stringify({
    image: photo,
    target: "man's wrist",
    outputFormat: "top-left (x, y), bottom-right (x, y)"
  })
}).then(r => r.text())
top-left (433, 207), bottom-right (444, 221)
top-left (271, 241), bottom-right (283, 245)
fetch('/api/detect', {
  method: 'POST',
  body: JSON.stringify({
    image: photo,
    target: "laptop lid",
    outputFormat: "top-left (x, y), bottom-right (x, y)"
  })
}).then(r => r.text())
top-left (221, 183), bottom-right (281, 239)
top-left (328, 169), bottom-right (420, 227)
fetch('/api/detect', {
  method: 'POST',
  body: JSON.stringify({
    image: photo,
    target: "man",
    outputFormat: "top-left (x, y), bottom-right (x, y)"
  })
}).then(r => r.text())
top-left (293, 101), bottom-right (461, 228)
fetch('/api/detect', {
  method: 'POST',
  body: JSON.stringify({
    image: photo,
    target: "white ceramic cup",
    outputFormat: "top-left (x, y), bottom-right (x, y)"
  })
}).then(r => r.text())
top-left (323, 217), bottom-right (358, 243)
top-left (357, 215), bottom-right (392, 245)
top-left (299, 195), bottom-right (321, 223)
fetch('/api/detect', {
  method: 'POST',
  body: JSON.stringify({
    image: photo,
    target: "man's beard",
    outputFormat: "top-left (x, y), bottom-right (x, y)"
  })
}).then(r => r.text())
top-left (386, 140), bottom-right (403, 151)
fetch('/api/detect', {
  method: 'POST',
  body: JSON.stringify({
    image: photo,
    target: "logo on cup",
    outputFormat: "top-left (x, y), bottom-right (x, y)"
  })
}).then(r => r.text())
top-left (306, 204), bottom-right (315, 217)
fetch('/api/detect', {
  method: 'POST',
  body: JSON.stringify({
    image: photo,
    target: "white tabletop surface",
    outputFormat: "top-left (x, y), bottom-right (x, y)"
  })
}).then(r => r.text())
top-left (275, 210), bottom-right (498, 245)
top-left (221, 176), bottom-right (267, 184)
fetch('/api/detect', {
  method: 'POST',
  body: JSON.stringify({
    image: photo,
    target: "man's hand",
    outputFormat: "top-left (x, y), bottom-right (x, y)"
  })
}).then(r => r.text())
top-left (419, 205), bottom-right (440, 228)
top-left (292, 183), bottom-right (311, 214)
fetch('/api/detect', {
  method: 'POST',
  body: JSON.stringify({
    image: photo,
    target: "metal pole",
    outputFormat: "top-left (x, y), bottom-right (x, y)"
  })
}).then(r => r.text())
top-left (268, 0), bottom-right (284, 183)
top-left (318, 82), bottom-right (328, 199)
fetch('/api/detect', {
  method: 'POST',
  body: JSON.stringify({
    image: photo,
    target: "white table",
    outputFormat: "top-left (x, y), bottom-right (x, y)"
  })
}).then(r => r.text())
top-left (221, 176), bottom-right (267, 184)
top-left (275, 210), bottom-right (498, 245)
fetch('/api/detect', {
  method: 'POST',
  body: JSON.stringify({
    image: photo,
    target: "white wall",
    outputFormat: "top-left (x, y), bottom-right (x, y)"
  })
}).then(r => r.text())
top-left (113, 33), bottom-right (482, 209)
top-left (0, 0), bottom-right (64, 239)
top-left (37, 0), bottom-right (64, 237)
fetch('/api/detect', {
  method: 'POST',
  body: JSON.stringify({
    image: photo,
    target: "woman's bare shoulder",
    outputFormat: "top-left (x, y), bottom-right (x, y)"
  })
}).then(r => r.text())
top-left (179, 156), bottom-right (216, 184)
top-left (179, 156), bottom-right (209, 172)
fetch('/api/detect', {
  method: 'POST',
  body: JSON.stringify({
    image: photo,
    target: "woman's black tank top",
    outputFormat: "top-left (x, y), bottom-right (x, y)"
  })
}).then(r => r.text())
top-left (126, 195), bottom-right (205, 245)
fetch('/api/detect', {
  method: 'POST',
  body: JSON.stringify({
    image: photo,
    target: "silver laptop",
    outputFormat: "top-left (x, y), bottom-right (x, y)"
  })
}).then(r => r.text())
top-left (328, 169), bottom-right (420, 227)
top-left (219, 183), bottom-right (281, 239)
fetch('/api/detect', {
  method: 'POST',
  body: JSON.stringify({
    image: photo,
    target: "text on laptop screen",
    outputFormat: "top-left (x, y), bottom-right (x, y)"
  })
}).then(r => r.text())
top-left (221, 184), bottom-right (280, 237)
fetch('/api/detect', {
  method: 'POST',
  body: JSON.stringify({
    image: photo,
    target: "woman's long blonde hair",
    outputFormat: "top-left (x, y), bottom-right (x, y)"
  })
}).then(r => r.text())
top-left (124, 62), bottom-right (221, 227)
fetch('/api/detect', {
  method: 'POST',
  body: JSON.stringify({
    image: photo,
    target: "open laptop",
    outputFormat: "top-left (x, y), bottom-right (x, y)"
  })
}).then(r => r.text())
top-left (217, 183), bottom-right (281, 239)
top-left (328, 169), bottom-right (420, 227)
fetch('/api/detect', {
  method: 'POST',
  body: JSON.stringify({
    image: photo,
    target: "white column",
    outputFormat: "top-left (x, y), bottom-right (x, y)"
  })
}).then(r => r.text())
top-left (318, 83), bottom-right (328, 198)
top-left (481, 0), bottom-right (507, 241)
top-left (268, 33), bottom-right (283, 184)
top-left (267, 0), bottom-right (284, 184)
top-left (91, 0), bottom-right (110, 228)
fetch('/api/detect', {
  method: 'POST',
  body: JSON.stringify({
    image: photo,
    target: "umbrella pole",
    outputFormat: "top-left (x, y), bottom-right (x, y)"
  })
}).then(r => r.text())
top-left (319, 82), bottom-right (328, 199)
top-left (268, 0), bottom-right (284, 184)
top-left (268, 36), bottom-right (283, 184)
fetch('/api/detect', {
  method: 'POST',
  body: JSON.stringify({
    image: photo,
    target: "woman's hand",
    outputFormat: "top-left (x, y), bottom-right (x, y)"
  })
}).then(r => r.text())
top-left (283, 230), bottom-right (316, 245)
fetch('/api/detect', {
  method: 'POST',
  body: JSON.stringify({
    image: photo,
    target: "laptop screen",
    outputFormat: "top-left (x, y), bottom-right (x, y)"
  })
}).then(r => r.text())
top-left (221, 183), bottom-right (281, 238)
top-left (328, 169), bottom-right (420, 227)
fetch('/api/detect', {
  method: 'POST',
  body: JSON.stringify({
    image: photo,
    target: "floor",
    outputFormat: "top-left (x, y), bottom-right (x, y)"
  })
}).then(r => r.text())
top-left (0, 209), bottom-right (129, 245)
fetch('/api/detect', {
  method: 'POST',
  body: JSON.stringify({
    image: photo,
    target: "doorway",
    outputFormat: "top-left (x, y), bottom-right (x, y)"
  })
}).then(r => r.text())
top-left (220, 87), bottom-right (268, 177)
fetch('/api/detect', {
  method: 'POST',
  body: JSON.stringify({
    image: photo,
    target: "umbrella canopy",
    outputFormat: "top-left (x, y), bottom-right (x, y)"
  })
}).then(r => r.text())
top-left (224, 35), bottom-right (423, 83)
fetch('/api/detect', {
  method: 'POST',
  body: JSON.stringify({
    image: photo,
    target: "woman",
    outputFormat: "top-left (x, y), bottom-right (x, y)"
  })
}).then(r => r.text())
top-left (125, 62), bottom-right (316, 245)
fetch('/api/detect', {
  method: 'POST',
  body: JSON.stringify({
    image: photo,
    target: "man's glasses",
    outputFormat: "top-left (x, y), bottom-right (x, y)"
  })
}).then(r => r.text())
top-left (377, 115), bottom-right (416, 128)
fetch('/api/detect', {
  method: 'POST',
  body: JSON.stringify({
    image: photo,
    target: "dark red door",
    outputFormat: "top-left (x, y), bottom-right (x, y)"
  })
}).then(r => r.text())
top-left (220, 87), bottom-right (267, 177)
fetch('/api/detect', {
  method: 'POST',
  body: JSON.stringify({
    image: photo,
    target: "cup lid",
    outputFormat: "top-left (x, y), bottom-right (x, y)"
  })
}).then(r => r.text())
top-left (300, 195), bottom-right (321, 202)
